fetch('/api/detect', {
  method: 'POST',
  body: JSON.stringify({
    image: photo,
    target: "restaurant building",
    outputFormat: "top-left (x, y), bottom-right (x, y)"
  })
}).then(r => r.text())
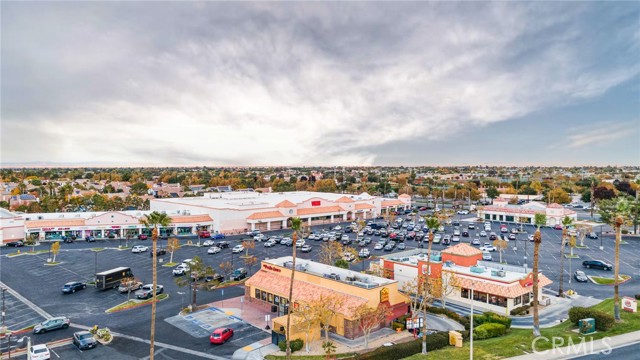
top-left (378, 244), bottom-right (552, 315)
top-left (477, 198), bottom-right (577, 226)
top-left (151, 191), bottom-right (411, 235)
top-left (0, 208), bottom-right (25, 244)
top-left (245, 257), bottom-right (410, 344)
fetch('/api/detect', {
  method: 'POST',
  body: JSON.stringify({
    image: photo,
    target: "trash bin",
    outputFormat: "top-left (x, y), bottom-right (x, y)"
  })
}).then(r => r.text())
top-left (271, 305), bottom-right (277, 313)
top-left (449, 330), bottom-right (463, 347)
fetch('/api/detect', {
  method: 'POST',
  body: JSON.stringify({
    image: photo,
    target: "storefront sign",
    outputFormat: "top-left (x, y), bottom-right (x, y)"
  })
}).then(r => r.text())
top-left (311, 200), bottom-right (321, 207)
top-left (519, 273), bottom-right (534, 288)
top-left (111, 226), bottom-right (121, 229)
top-left (380, 287), bottom-right (389, 303)
top-left (263, 264), bottom-right (282, 272)
top-left (622, 297), bottom-right (637, 313)
top-left (42, 228), bottom-right (54, 231)
top-left (57, 227), bottom-right (70, 230)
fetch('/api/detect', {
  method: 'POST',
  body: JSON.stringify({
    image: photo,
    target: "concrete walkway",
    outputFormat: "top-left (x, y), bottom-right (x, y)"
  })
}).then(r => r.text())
top-left (507, 330), bottom-right (640, 359)
top-left (511, 293), bottom-right (602, 329)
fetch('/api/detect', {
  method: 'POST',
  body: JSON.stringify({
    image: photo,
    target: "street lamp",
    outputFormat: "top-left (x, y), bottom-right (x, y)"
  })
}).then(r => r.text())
top-left (177, 291), bottom-right (185, 309)
top-left (16, 336), bottom-right (31, 360)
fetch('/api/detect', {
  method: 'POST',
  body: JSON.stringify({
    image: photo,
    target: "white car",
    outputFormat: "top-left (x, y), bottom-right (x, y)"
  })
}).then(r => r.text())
top-left (482, 252), bottom-right (493, 261)
top-left (30, 344), bottom-right (50, 360)
top-left (254, 234), bottom-right (266, 242)
top-left (480, 243), bottom-right (497, 252)
top-left (457, 210), bottom-right (469, 215)
top-left (202, 240), bottom-right (215, 246)
top-left (334, 225), bottom-right (342, 231)
top-left (295, 239), bottom-right (306, 248)
top-left (207, 246), bottom-right (221, 254)
top-left (452, 236), bottom-right (460, 242)
top-left (374, 243), bottom-right (384, 250)
top-left (132, 245), bottom-right (149, 253)
top-left (232, 245), bottom-right (244, 254)
top-left (511, 228), bottom-right (518, 234)
top-left (173, 264), bottom-right (190, 275)
top-left (472, 238), bottom-right (481, 245)
top-left (359, 248), bottom-right (370, 258)
top-left (528, 234), bottom-right (535, 241)
top-left (479, 231), bottom-right (487, 237)
top-left (453, 229), bottom-right (461, 236)
top-left (264, 240), bottom-right (276, 247)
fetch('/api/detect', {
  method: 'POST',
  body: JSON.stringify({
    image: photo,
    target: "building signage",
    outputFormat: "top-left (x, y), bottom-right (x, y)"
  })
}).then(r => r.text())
top-left (622, 297), bottom-right (637, 313)
top-left (380, 287), bottom-right (389, 303)
top-left (111, 226), bottom-right (121, 229)
top-left (519, 273), bottom-right (534, 288)
top-left (42, 228), bottom-right (53, 231)
top-left (57, 227), bottom-right (70, 230)
top-left (311, 200), bottom-right (321, 207)
top-left (263, 264), bottom-right (282, 272)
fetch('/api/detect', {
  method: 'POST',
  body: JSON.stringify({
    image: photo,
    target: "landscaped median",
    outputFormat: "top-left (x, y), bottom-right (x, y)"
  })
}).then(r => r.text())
top-left (105, 293), bottom-right (169, 313)
top-left (589, 275), bottom-right (631, 285)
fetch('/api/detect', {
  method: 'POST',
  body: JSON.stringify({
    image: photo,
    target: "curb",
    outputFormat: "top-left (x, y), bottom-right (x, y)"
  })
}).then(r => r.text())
top-left (0, 338), bottom-right (72, 359)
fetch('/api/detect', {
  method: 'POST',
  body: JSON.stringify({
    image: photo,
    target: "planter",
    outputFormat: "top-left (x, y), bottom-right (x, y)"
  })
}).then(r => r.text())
top-left (93, 328), bottom-right (113, 345)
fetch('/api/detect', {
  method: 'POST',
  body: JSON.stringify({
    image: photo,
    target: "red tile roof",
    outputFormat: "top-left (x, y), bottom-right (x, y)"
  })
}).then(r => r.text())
top-left (442, 243), bottom-right (483, 257)
top-left (25, 219), bottom-right (86, 228)
top-left (381, 200), bottom-right (403, 207)
top-left (355, 203), bottom-right (375, 210)
top-left (247, 211), bottom-right (286, 220)
top-left (246, 269), bottom-right (368, 318)
top-left (335, 196), bottom-right (355, 203)
top-left (170, 214), bottom-right (213, 224)
top-left (480, 206), bottom-right (544, 215)
top-left (454, 273), bottom-right (552, 298)
top-left (275, 200), bottom-right (297, 208)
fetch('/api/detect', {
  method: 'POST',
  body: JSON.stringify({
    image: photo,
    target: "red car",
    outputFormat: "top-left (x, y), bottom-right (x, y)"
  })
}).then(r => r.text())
top-left (210, 327), bottom-right (233, 344)
top-left (138, 234), bottom-right (148, 240)
top-left (554, 225), bottom-right (563, 230)
top-left (199, 231), bottom-right (211, 238)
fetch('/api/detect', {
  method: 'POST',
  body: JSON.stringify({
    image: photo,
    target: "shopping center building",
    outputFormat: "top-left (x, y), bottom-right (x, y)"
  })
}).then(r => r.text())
top-left (477, 198), bottom-right (577, 226)
top-left (245, 256), bottom-right (410, 343)
top-left (377, 244), bottom-right (553, 315)
top-left (151, 191), bottom-right (411, 235)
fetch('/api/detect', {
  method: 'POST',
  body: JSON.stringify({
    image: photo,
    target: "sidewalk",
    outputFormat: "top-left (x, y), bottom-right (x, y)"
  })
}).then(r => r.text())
top-left (507, 330), bottom-right (640, 359)
top-left (511, 294), bottom-right (602, 329)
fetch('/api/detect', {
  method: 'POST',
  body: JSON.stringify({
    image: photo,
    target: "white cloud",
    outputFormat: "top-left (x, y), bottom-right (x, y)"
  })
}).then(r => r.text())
top-left (1, 2), bottom-right (638, 165)
top-left (567, 121), bottom-right (638, 149)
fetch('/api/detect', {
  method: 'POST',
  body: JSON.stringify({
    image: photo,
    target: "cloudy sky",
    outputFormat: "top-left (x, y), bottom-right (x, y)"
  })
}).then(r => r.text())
top-left (2, 2), bottom-right (639, 167)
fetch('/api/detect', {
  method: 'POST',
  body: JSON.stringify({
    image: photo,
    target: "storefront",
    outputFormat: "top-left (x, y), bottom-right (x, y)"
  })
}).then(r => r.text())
top-left (245, 257), bottom-right (410, 343)
top-left (478, 199), bottom-right (576, 226)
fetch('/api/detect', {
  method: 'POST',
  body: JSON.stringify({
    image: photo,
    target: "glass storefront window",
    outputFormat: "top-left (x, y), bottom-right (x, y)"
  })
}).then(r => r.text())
top-left (255, 289), bottom-right (261, 298)
top-left (523, 292), bottom-right (531, 304)
top-left (461, 288), bottom-right (469, 299)
top-left (514, 295), bottom-right (521, 305)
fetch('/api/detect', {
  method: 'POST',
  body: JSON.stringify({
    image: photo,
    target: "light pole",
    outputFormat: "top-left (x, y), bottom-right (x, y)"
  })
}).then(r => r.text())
top-left (177, 291), bottom-right (185, 309)
top-left (94, 251), bottom-right (98, 276)
top-left (17, 336), bottom-right (31, 360)
top-left (470, 283), bottom-right (475, 360)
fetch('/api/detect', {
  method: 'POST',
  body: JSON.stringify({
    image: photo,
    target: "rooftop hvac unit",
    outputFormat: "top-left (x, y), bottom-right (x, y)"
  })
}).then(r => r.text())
top-left (497, 270), bottom-right (506, 277)
top-left (470, 266), bottom-right (486, 274)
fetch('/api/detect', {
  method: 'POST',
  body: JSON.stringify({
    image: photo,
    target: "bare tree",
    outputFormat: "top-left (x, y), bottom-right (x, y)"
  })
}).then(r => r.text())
top-left (439, 271), bottom-right (459, 309)
top-left (493, 239), bottom-right (509, 264)
top-left (167, 237), bottom-right (181, 264)
top-left (313, 294), bottom-right (345, 344)
top-left (242, 239), bottom-right (255, 258)
top-left (219, 261), bottom-right (234, 281)
top-left (291, 303), bottom-right (319, 353)
top-left (352, 303), bottom-right (392, 349)
top-left (318, 241), bottom-right (344, 266)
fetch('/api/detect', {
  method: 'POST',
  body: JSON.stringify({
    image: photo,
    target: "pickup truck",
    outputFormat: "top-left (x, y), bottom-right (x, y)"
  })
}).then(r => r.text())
top-left (135, 284), bottom-right (164, 299)
top-left (118, 281), bottom-right (143, 293)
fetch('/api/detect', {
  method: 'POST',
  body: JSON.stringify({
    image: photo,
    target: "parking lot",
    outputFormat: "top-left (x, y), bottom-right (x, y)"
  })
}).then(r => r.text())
top-left (0, 212), bottom-right (638, 358)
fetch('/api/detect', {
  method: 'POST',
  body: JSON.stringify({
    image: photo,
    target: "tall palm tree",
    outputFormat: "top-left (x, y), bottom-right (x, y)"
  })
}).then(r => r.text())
top-left (140, 211), bottom-right (172, 360)
top-left (285, 217), bottom-right (302, 360)
top-left (598, 197), bottom-right (630, 321)
top-left (421, 216), bottom-right (441, 355)
top-left (532, 213), bottom-right (547, 337)
top-left (558, 216), bottom-right (573, 298)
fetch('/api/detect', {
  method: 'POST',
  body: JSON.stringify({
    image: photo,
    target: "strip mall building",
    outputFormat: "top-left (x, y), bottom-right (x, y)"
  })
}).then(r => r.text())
top-left (378, 244), bottom-right (552, 315)
top-left (150, 191), bottom-right (411, 235)
top-left (478, 198), bottom-right (577, 226)
top-left (245, 257), bottom-right (410, 343)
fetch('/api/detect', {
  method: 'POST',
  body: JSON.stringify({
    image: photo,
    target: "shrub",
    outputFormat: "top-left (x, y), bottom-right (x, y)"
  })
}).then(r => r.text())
top-left (511, 305), bottom-right (531, 316)
top-left (568, 307), bottom-right (615, 331)
top-left (474, 323), bottom-right (506, 340)
top-left (425, 306), bottom-right (471, 330)
top-left (475, 312), bottom-right (512, 329)
top-left (278, 339), bottom-right (304, 353)
top-left (621, 229), bottom-right (629, 235)
top-left (356, 331), bottom-right (449, 360)
top-left (392, 321), bottom-right (406, 331)
top-left (635, 294), bottom-right (640, 300)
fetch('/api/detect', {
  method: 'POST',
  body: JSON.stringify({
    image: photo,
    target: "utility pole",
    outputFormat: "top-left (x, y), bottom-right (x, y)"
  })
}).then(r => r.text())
top-left (2, 287), bottom-right (6, 327)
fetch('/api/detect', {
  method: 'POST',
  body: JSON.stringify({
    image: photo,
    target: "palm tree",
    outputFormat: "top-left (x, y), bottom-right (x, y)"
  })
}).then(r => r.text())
top-left (558, 216), bottom-right (573, 298)
top-left (598, 197), bottom-right (630, 321)
top-left (285, 217), bottom-right (302, 360)
top-left (532, 213), bottom-right (546, 337)
top-left (140, 211), bottom-right (172, 360)
top-left (420, 216), bottom-right (440, 355)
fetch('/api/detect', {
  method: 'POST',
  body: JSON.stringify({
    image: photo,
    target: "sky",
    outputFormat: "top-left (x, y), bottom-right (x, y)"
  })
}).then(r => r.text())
top-left (2, 2), bottom-right (639, 167)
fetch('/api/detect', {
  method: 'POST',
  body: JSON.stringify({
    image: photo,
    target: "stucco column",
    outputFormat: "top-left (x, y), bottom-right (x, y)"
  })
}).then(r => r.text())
top-left (308, 218), bottom-right (311, 226)
top-left (250, 222), bottom-right (256, 231)
top-left (101, 230), bottom-right (105, 238)
top-left (282, 220), bottom-right (287, 229)
top-left (330, 215), bottom-right (334, 223)
top-left (343, 213), bottom-right (347, 221)
top-left (267, 222), bottom-right (271, 231)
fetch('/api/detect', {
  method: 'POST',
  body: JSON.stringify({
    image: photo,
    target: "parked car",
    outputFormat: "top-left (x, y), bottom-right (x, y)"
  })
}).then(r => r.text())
top-left (468, 224), bottom-right (475, 230)
top-left (33, 317), bottom-right (70, 334)
top-left (359, 248), bottom-right (370, 258)
top-left (173, 264), bottom-right (190, 276)
top-left (489, 232), bottom-right (497, 240)
top-left (588, 232), bottom-right (598, 239)
top-left (295, 239), bottom-right (306, 248)
top-left (511, 228), bottom-right (518, 234)
top-left (118, 280), bottom-right (143, 293)
top-left (574, 270), bottom-right (589, 282)
top-left (452, 236), bottom-right (460, 243)
top-left (528, 234), bottom-right (535, 241)
top-left (479, 231), bottom-right (487, 237)
top-left (202, 239), bottom-right (215, 246)
top-left (135, 284), bottom-right (164, 299)
top-left (472, 238), bottom-right (481, 245)
top-left (198, 231), bottom-right (211, 238)
top-left (433, 234), bottom-right (442, 244)
top-left (62, 236), bottom-right (73, 243)
top-left (508, 234), bottom-right (516, 241)
top-left (397, 243), bottom-right (406, 250)
top-left (500, 226), bottom-right (508, 233)
top-left (212, 233), bottom-right (226, 240)
top-left (138, 234), bottom-right (148, 240)
top-left (30, 344), bottom-right (51, 360)
top-left (216, 241), bottom-right (230, 249)
top-left (343, 252), bottom-right (356, 261)
top-left (151, 248), bottom-right (167, 256)
top-left (207, 246), bottom-right (221, 254)
top-left (480, 243), bottom-right (496, 252)
top-left (300, 244), bottom-right (312, 253)
top-left (230, 268), bottom-right (248, 281)
top-left (457, 210), bottom-right (469, 215)
top-left (73, 331), bottom-right (97, 350)
top-left (482, 252), bottom-right (492, 261)
top-left (462, 231), bottom-right (469, 237)
top-left (206, 273), bottom-right (225, 283)
top-left (232, 245), bottom-right (244, 254)
top-left (61, 281), bottom-right (86, 294)
top-left (85, 236), bottom-right (95, 242)
top-left (132, 245), bottom-right (149, 253)
top-left (554, 224), bottom-right (563, 230)
top-left (264, 239), bottom-right (276, 247)
top-left (582, 260), bottom-right (612, 271)
top-left (210, 327), bottom-right (234, 344)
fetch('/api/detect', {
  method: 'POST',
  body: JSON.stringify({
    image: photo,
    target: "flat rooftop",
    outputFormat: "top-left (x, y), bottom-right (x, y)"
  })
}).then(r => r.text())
top-left (264, 256), bottom-right (395, 288)
top-left (444, 261), bottom-right (526, 283)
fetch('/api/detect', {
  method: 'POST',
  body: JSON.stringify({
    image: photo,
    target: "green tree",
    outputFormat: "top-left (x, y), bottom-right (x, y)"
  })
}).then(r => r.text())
top-left (334, 259), bottom-right (349, 269)
top-left (174, 256), bottom-right (215, 307)
top-left (558, 216), bottom-right (573, 298)
top-left (486, 187), bottom-right (499, 200)
top-left (140, 211), bottom-right (172, 360)
top-left (598, 197), bottom-right (631, 321)
top-left (130, 182), bottom-right (150, 196)
top-left (532, 213), bottom-right (547, 336)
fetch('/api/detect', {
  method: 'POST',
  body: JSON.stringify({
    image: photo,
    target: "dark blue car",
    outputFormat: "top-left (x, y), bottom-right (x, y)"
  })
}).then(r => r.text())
top-left (212, 233), bottom-right (226, 240)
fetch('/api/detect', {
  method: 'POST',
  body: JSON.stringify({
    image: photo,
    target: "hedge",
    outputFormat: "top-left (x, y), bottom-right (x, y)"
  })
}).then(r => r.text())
top-left (510, 305), bottom-right (531, 316)
top-left (278, 339), bottom-right (304, 353)
top-left (356, 331), bottom-right (449, 360)
top-left (474, 312), bottom-right (512, 329)
top-left (425, 306), bottom-right (471, 330)
top-left (474, 323), bottom-right (507, 340)
top-left (568, 307), bottom-right (615, 331)
top-left (392, 321), bottom-right (406, 331)
top-left (635, 294), bottom-right (640, 300)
